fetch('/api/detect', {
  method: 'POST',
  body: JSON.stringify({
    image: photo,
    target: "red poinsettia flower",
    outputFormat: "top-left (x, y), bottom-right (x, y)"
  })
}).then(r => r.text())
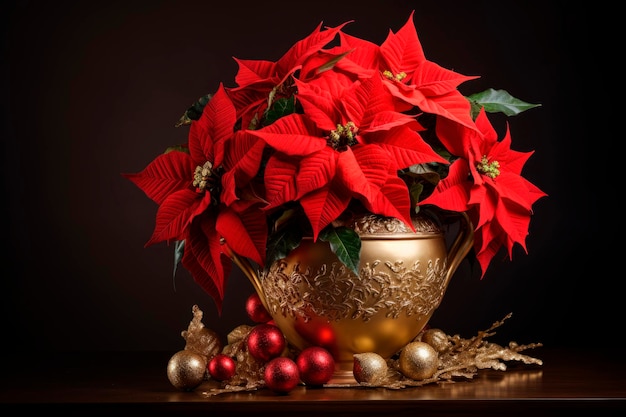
top-left (249, 70), bottom-right (447, 239)
top-left (226, 21), bottom-right (349, 130)
top-left (123, 84), bottom-right (267, 312)
top-left (337, 11), bottom-right (479, 134)
top-left (418, 108), bottom-right (547, 275)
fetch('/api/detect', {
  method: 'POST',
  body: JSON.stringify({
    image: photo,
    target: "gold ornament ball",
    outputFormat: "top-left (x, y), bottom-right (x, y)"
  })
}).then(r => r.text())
top-left (421, 328), bottom-right (450, 353)
top-left (353, 352), bottom-right (388, 384)
top-left (167, 350), bottom-right (207, 391)
top-left (399, 341), bottom-right (438, 380)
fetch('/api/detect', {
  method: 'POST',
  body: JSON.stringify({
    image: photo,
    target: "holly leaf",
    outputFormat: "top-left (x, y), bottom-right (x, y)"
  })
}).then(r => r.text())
top-left (467, 88), bottom-right (541, 118)
top-left (318, 226), bottom-right (361, 276)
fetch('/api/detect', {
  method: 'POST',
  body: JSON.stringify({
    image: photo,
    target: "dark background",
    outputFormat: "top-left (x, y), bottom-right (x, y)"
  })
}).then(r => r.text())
top-left (2, 0), bottom-right (597, 355)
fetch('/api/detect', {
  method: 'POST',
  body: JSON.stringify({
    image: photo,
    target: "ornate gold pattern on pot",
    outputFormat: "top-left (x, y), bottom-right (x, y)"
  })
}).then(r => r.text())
top-left (229, 212), bottom-right (473, 383)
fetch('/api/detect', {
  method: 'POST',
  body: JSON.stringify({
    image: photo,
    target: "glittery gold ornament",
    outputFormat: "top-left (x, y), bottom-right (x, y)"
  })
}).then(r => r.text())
top-left (399, 341), bottom-right (438, 380)
top-left (181, 305), bottom-right (223, 362)
top-left (420, 328), bottom-right (450, 353)
top-left (227, 324), bottom-right (253, 345)
top-left (167, 350), bottom-right (207, 391)
top-left (353, 352), bottom-right (387, 384)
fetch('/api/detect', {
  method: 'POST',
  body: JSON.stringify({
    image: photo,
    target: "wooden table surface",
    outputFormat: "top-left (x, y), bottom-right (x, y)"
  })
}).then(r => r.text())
top-left (1, 347), bottom-right (624, 416)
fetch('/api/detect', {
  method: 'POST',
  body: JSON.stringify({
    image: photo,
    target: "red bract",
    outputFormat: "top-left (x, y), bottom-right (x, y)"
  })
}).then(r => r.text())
top-left (123, 85), bottom-right (267, 312)
top-left (337, 11), bottom-right (479, 132)
top-left (226, 21), bottom-right (349, 130)
top-left (419, 109), bottom-right (547, 275)
top-left (248, 73), bottom-right (446, 238)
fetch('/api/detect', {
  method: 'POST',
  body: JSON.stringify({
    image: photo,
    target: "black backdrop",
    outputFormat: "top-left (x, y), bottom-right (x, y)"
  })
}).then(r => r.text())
top-left (2, 0), bottom-right (598, 354)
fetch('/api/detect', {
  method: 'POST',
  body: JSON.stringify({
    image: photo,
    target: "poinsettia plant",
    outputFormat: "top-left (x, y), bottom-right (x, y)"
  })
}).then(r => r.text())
top-left (123, 11), bottom-right (546, 313)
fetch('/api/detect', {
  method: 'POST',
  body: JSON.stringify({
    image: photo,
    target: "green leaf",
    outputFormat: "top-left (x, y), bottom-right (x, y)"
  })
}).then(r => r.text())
top-left (402, 162), bottom-right (446, 208)
top-left (406, 163), bottom-right (444, 181)
top-left (271, 207), bottom-right (298, 232)
top-left (264, 96), bottom-right (296, 126)
top-left (265, 226), bottom-right (303, 272)
top-left (466, 88), bottom-right (541, 118)
top-left (172, 240), bottom-right (185, 291)
top-left (316, 49), bottom-right (353, 74)
top-left (409, 182), bottom-right (424, 213)
top-left (175, 94), bottom-right (212, 127)
top-left (318, 226), bottom-right (361, 276)
top-left (164, 144), bottom-right (189, 154)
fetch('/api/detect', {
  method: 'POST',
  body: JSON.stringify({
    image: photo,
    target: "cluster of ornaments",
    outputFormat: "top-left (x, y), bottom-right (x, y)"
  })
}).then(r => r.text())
top-left (167, 297), bottom-right (446, 394)
top-left (167, 297), bottom-right (336, 393)
top-left (352, 332), bottom-right (443, 384)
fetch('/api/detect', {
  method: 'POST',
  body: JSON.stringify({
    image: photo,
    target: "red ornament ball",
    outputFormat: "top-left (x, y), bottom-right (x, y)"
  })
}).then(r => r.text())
top-left (264, 357), bottom-right (300, 394)
top-left (207, 353), bottom-right (236, 381)
top-left (246, 323), bottom-right (286, 362)
top-left (296, 346), bottom-right (335, 386)
top-left (245, 293), bottom-right (272, 323)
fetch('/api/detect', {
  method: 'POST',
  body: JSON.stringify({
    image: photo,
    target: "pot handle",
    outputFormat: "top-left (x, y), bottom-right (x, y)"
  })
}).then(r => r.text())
top-left (442, 211), bottom-right (474, 289)
top-left (221, 242), bottom-right (270, 312)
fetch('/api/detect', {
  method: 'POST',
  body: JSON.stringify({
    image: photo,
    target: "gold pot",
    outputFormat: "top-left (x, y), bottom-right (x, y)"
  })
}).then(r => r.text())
top-left (229, 212), bottom-right (473, 384)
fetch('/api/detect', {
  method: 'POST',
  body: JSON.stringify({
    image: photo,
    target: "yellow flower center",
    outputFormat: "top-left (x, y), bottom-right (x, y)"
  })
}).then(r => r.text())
top-left (328, 121), bottom-right (358, 151)
top-left (193, 161), bottom-right (220, 196)
top-left (476, 155), bottom-right (500, 179)
top-left (383, 70), bottom-right (407, 82)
